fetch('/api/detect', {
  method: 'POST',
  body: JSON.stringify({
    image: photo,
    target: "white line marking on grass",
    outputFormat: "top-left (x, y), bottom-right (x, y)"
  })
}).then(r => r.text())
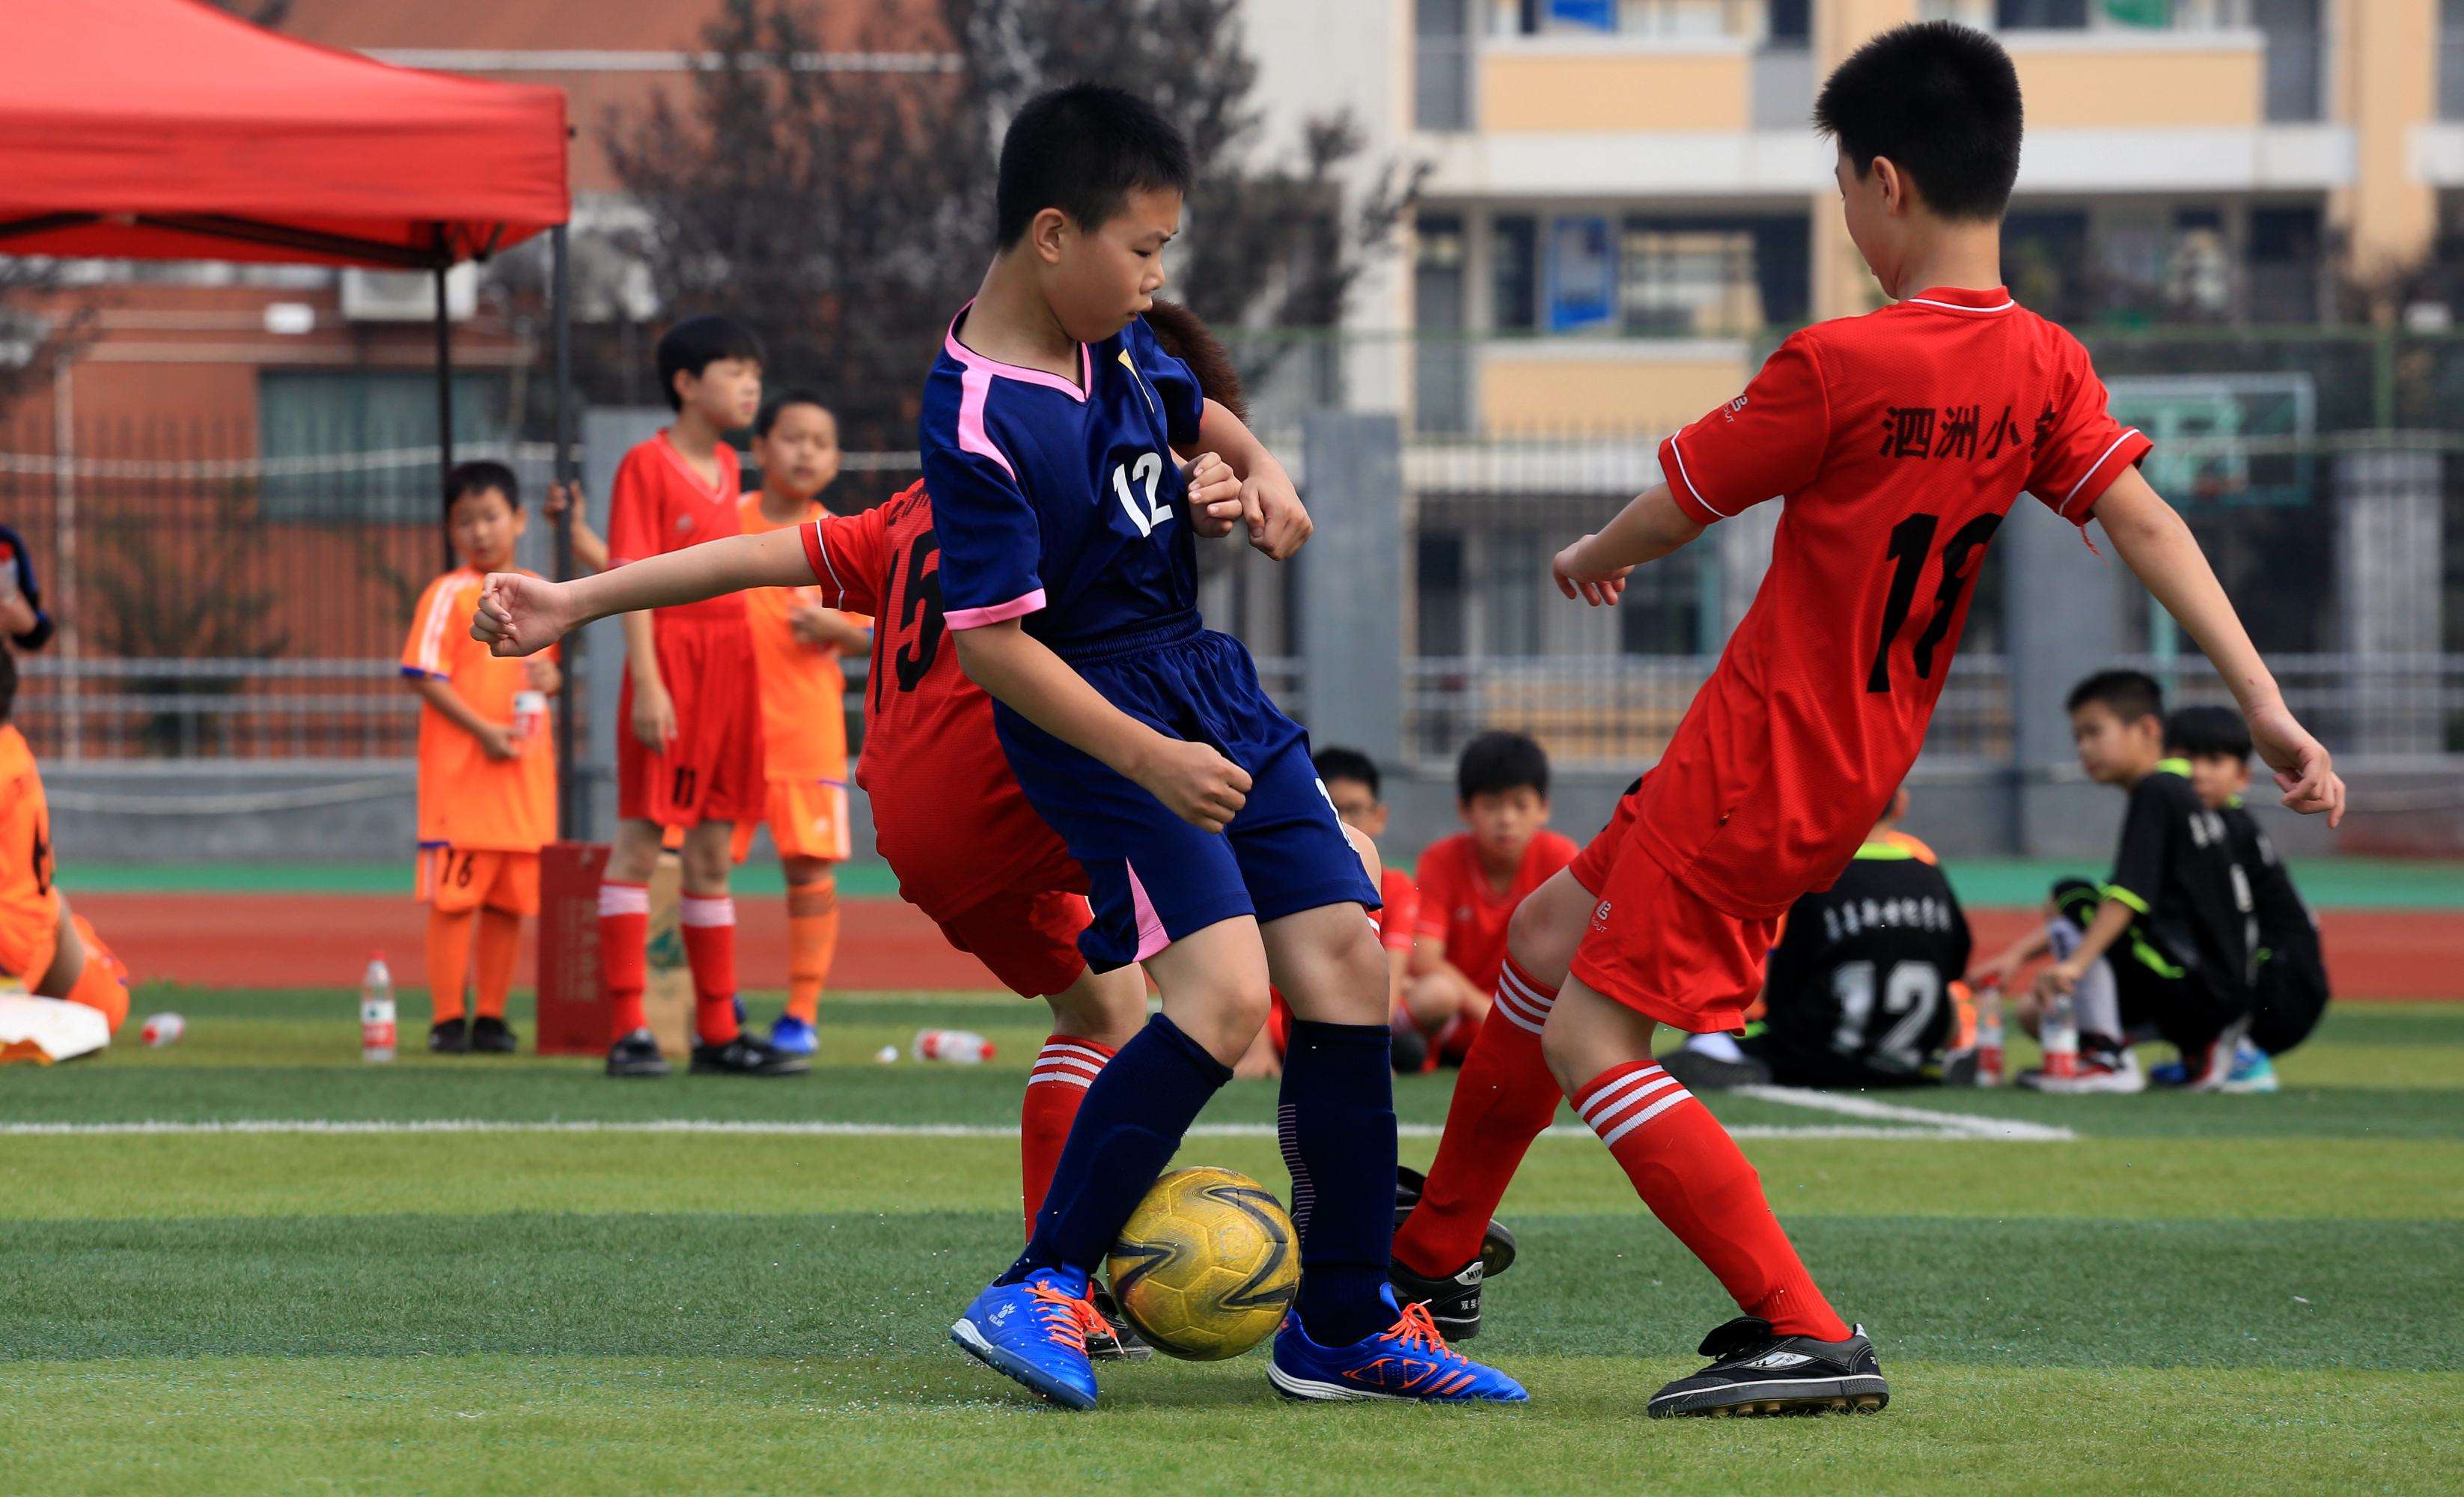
top-left (1731, 1085), bottom-right (2076, 1141)
top-left (0, 1113), bottom-right (2070, 1141)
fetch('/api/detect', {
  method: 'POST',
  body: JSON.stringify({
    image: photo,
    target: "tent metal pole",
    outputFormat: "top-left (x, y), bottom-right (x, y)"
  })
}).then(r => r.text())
top-left (435, 260), bottom-right (456, 571)
top-left (549, 224), bottom-right (582, 841)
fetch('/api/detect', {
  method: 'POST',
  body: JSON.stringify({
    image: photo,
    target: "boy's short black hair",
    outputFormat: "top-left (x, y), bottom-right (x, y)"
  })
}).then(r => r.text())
top-left (1457, 731), bottom-right (1549, 803)
top-left (2165, 704), bottom-right (2252, 763)
top-left (655, 315), bottom-right (765, 412)
top-left (995, 84), bottom-right (1194, 248)
top-left (754, 388), bottom-right (834, 439)
top-left (1814, 21), bottom-right (2022, 222)
top-left (2066, 668), bottom-right (2165, 725)
top-left (1312, 746), bottom-right (1381, 800)
top-left (445, 460), bottom-right (519, 514)
top-left (1140, 299), bottom-right (1248, 424)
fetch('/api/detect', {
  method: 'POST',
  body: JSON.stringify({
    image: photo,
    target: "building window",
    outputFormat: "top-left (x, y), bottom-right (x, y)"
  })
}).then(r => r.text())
top-left (258, 371), bottom-right (513, 522)
top-left (1545, 216), bottom-right (1618, 333)
top-left (1619, 224), bottom-right (1763, 336)
top-left (2247, 205), bottom-right (2321, 323)
top-left (1492, 215), bottom-right (1539, 332)
top-left (1492, 0), bottom-right (1754, 37)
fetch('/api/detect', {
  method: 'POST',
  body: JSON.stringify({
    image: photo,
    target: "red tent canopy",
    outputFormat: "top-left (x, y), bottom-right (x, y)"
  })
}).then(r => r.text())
top-left (0, 0), bottom-right (568, 268)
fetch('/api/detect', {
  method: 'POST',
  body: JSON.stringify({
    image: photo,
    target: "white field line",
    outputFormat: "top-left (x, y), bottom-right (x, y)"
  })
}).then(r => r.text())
top-left (1732, 1085), bottom-right (2077, 1141)
top-left (0, 1108), bottom-right (2070, 1143)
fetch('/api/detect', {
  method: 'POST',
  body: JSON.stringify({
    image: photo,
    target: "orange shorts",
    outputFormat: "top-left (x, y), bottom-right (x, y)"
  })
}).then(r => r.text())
top-left (729, 778), bottom-right (853, 865)
top-left (1567, 792), bottom-right (1774, 1035)
top-left (418, 847), bottom-right (541, 916)
top-left (0, 903), bottom-right (58, 989)
top-left (618, 616), bottom-right (766, 828)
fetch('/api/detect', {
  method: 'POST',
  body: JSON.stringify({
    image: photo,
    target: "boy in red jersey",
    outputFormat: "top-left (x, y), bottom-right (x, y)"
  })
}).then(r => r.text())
top-left (1387, 22), bottom-right (2344, 1415)
top-left (1406, 731), bottom-right (1575, 1069)
top-left (599, 316), bottom-right (802, 1079)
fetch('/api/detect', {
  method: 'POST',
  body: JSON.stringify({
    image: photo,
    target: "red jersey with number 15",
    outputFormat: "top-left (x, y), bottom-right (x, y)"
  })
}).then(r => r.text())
top-left (801, 481), bottom-right (1067, 917)
top-left (1636, 285), bottom-right (2153, 919)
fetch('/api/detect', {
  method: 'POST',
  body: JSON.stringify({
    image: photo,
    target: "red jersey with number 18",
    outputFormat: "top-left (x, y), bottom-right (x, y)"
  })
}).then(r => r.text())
top-left (801, 481), bottom-right (1072, 918)
top-left (1633, 285), bottom-right (2152, 919)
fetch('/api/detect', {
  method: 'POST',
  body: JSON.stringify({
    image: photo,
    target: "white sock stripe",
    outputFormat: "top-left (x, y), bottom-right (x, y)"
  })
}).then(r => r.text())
top-left (1026, 1067), bottom-right (1094, 1089)
top-left (1496, 967), bottom-right (1555, 1013)
top-left (1492, 1001), bottom-right (1544, 1035)
top-left (1036, 1042), bottom-right (1111, 1067)
top-left (1489, 981), bottom-right (1546, 1028)
top-left (1582, 1074), bottom-right (1683, 1133)
top-left (1574, 1065), bottom-right (1667, 1123)
top-left (1034, 1054), bottom-right (1106, 1079)
top-left (597, 885), bottom-right (650, 916)
top-left (679, 897), bottom-right (737, 927)
top-left (1595, 1087), bottom-right (1695, 1150)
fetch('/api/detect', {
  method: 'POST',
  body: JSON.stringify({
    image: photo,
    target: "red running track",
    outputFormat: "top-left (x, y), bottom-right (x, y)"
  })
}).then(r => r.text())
top-left (65, 894), bottom-right (2464, 1000)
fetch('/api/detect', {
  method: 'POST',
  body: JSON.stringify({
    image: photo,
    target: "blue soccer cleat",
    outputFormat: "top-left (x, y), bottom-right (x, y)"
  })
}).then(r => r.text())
top-left (2148, 1058), bottom-right (2190, 1087)
top-left (768, 1014), bottom-right (818, 1056)
top-left (2219, 1041), bottom-right (2278, 1094)
top-left (950, 1266), bottom-right (1100, 1410)
top-left (1268, 1293), bottom-right (1528, 1403)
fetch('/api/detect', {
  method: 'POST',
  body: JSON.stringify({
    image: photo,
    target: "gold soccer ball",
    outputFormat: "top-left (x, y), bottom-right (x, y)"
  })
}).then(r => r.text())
top-left (1104, 1166), bottom-right (1299, 1361)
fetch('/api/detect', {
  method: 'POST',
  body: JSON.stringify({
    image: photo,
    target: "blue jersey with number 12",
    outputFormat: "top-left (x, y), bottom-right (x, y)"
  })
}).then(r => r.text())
top-left (921, 304), bottom-right (1207, 653)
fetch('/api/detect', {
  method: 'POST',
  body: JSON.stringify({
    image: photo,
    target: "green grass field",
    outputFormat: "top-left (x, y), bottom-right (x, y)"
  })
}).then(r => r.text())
top-left (4, 988), bottom-right (2461, 1496)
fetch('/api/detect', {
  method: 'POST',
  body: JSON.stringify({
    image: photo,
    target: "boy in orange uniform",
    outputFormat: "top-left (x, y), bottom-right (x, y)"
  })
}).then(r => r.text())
top-left (0, 650), bottom-right (130, 1034)
top-left (400, 460), bottom-right (558, 1054)
top-left (597, 316), bottom-right (804, 1079)
top-left (735, 390), bottom-right (870, 1055)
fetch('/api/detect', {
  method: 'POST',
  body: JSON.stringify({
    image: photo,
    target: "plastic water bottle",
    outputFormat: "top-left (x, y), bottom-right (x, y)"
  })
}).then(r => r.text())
top-left (361, 952), bottom-right (397, 1064)
top-left (1974, 986), bottom-right (2004, 1088)
top-left (139, 1012), bottom-right (185, 1048)
top-left (912, 1028), bottom-right (993, 1064)
top-left (2040, 990), bottom-right (2078, 1082)
top-left (510, 691), bottom-right (546, 745)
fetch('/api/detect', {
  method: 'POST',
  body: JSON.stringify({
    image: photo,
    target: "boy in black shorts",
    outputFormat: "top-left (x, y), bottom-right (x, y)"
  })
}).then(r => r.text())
top-left (1970, 671), bottom-right (2259, 1091)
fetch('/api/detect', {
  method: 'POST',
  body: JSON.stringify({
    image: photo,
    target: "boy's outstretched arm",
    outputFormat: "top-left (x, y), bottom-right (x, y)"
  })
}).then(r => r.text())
top-left (951, 620), bottom-right (1252, 832)
top-left (472, 527), bottom-right (814, 657)
top-left (2093, 469), bottom-right (2346, 826)
top-left (1551, 484), bottom-right (1706, 606)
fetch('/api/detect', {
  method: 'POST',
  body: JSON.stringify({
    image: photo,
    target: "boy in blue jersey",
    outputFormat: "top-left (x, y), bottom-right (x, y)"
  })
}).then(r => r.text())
top-left (931, 85), bottom-right (1524, 1410)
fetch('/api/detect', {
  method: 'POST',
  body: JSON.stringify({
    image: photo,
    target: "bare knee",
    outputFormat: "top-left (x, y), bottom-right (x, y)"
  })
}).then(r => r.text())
top-left (606, 820), bottom-right (662, 883)
top-left (680, 825), bottom-right (733, 893)
top-left (1046, 964), bottom-right (1148, 1051)
top-left (781, 855), bottom-right (834, 888)
top-left (1506, 871), bottom-right (1593, 985)
top-left (1403, 972), bottom-right (1457, 1031)
top-left (1276, 916), bottom-right (1387, 1028)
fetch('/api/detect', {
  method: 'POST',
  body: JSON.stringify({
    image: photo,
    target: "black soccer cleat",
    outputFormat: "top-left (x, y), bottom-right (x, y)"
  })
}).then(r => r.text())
top-left (1647, 1316), bottom-right (1889, 1418)
top-left (1086, 1282), bottom-right (1153, 1362)
top-left (1659, 1045), bottom-right (1772, 1092)
top-left (1387, 1255), bottom-right (1489, 1341)
top-left (1394, 1166), bottom-right (1518, 1276)
top-left (469, 1015), bottom-right (518, 1054)
top-left (427, 1017), bottom-right (469, 1055)
top-left (689, 1034), bottom-right (811, 1077)
top-left (605, 1028), bottom-right (671, 1079)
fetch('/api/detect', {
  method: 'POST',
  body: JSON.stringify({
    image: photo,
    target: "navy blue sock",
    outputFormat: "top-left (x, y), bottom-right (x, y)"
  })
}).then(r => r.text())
top-left (1278, 1019), bottom-right (1398, 1347)
top-left (1004, 1012), bottom-right (1231, 1282)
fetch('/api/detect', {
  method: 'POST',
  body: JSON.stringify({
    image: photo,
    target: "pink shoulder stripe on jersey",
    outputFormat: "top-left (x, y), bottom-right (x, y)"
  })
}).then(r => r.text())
top-left (943, 301), bottom-right (1090, 403)
top-left (957, 365), bottom-right (1017, 481)
top-left (1126, 861), bottom-right (1171, 963)
top-left (801, 520), bottom-right (847, 602)
top-left (945, 588), bottom-right (1046, 630)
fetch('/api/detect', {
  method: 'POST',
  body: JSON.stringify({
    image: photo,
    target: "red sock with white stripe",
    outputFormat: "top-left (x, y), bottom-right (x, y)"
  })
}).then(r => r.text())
top-left (679, 895), bottom-right (740, 1046)
top-left (597, 881), bottom-right (650, 1043)
top-left (1021, 1034), bottom-right (1116, 1234)
top-left (1573, 1060), bottom-right (1850, 1341)
top-left (1391, 957), bottom-right (1565, 1278)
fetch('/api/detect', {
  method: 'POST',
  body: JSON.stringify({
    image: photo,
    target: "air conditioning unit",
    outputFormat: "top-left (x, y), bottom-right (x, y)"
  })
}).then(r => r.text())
top-left (341, 263), bottom-right (477, 323)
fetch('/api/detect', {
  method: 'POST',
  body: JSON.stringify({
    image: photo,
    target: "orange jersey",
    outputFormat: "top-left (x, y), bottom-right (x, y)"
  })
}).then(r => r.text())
top-left (0, 724), bottom-right (58, 944)
top-left (737, 493), bottom-right (862, 783)
top-left (606, 432), bottom-right (745, 626)
top-left (1415, 829), bottom-right (1579, 993)
top-left (403, 568), bottom-right (556, 853)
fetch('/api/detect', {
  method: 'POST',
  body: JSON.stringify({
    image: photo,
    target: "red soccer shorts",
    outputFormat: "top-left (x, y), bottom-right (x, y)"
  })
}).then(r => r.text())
top-left (618, 615), bottom-right (765, 828)
top-left (917, 838), bottom-right (1093, 1001)
top-left (1567, 787), bottom-right (1775, 1035)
